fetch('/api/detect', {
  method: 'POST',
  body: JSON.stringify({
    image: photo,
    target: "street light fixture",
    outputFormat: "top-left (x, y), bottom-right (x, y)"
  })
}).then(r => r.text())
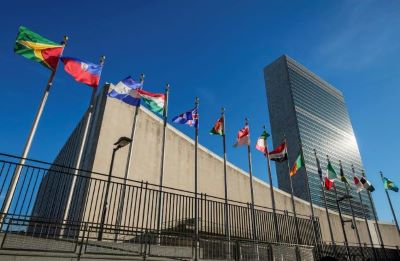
top-left (98, 136), bottom-right (132, 241)
top-left (337, 194), bottom-right (353, 203)
top-left (335, 191), bottom-right (353, 257)
top-left (114, 136), bottom-right (132, 149)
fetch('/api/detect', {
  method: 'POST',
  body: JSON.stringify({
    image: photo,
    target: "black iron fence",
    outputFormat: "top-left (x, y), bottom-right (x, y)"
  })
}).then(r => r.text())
top-left (0, 153), bottom-right (319, 245)
top-left (0, 153), bottom-right (399, 260)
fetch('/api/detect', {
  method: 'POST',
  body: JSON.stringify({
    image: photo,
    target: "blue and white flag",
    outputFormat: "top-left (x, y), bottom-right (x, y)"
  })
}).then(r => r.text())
top-left (172, 107), bottom-right (199, 128)
top-left (108, 76), bottom-right (143, 106)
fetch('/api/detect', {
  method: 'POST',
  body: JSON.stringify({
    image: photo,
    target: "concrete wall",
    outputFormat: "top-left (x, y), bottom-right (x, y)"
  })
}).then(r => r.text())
top-left (75, 87), bottom-right (400, 247)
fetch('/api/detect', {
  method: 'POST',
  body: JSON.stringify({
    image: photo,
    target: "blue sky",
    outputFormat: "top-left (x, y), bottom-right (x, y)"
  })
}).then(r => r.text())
top-left (1, 0), bottom-right (399, 222)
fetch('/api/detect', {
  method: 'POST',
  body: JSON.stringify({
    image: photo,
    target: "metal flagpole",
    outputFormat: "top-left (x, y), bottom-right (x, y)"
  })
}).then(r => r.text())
top-left (245, 119), bottom-right (260, 261)
top-left (194, 97), bottom-right (199, 261)
top-left (380, 171), bottom-right (400, 235)
top-left (263, 126), bottom-right (279, 242)
top-left (285, 136), bottom-right (301, 245)
top-left (62, 55), bottom-right (106, 225)
top-left (221, 108), bottom-right (231, 257)
top-left (339, 160), bottom-right (364, 260)
top-left (352, 164), bottom-right (377, 261)
top-left (362, 170), bottom-right (387, 258)
top-left (298, 141), bottom-right (320, 249)
top-left (245, 118), bottom-right (257, 242)
top-left (156, 83), bottom-right (169, 237)
top-left (0, 36), bottom-right (68, 221)
top-left (314, 150), bottom-right (335, 244)
top-left (114, 74), bottom-right (145, 239)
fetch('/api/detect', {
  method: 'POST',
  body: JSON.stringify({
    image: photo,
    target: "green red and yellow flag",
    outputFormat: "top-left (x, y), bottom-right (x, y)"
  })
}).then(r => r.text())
top-left (290, 153), bottom-right (304, 177)
top-left (14, 26), bottom-right (64, 71)
top-left (210, 117), bottom-right (224, 135)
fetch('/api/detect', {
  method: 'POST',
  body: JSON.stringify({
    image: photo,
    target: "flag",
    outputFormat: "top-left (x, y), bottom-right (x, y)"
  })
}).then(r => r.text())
top-left (315, 154), bottom-right (323, 182)
top-left (233, 124), bottom-right (250, 147)
top-left (268, 142), bottom-right (287, 162)
top-left (61, 57), bottom-right (103, 88)
top-left (325, 161), bottom-right (337, 190)
top-left (210, 117), bottom-right (224, 135)
top-left (382, 177), bottom-right (399, 192)
top-left (172, 107), bottom-right (198, 127)
top-left (108, 76), bottom-right (142, 106)
top-left (136, 89), bottom-right (165, 115)
top-left (360, 177), bottom-right (375, 192)
top-left (339, 164), bottom-right (348, 184)
top-left (353, 176), bottom-right (364, 193)
top-left (14, 26), bottom-right (64, 71)
top-left (290, 153), bottom-right (304, 177)
top-left (255, 130), bottom-right (270, 154)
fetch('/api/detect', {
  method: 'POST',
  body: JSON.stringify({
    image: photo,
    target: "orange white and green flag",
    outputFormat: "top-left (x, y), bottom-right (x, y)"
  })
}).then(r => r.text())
top-left (14, 26), bottom-right (64, 71)
top-left (290, 153), bottom-right (304, 177)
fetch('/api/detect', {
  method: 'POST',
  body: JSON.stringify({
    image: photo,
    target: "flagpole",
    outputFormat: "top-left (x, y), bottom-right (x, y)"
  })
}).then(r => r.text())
top-left (194, 97), bottom-right (199, 261)
top-left (245, 118), bottom-right (257, 243)
top-left (0, 35), bottom-right (68, 222)
top-left (285, 136), bottom-right (301, 245)
top-left (114, 74), bottom-right (145, 240)
top-left (263, 126), bottom-right (279, 242)
top-left (351, 164), bottom-right (377, 260)
top-left (339, 160), bottom-right (363, 258)
top-left (62, 55), bottom-right (106, 225)
top-left (221, 108), bottom-right (231, 256)
top-left (314, 150), bottom-right (335, 244)
top-left (380, 171), bottom-right (400, 235)
top-left (328, 156), bottom-right (350, 258)
top-left (362, 171), bottom-right (386, 254)
top-left (156, 83), bottom-right (169, 238)
top-left (298, 140), bottom-right (320, 249)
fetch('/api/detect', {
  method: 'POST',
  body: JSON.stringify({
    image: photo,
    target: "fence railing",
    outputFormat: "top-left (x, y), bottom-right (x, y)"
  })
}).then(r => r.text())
top-left (0, 152), bottom-right (319, 246)
top-left (0, 153), bottom-right (399, 260)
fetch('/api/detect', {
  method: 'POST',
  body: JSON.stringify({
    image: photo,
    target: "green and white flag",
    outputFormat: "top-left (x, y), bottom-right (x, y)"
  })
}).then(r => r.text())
top-left (136, 89), bottom-right (165, 115)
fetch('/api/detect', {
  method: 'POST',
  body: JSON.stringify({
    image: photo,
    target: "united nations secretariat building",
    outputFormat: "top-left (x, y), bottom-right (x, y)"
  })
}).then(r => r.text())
top-left (0, 55), bottom-right (399, 261)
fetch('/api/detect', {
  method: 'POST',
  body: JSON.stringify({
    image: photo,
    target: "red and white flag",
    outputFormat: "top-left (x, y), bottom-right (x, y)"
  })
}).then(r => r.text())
top-left (268, 142), bottom-right (287, 162)
top-left (233, 125), bottom-right (250, 147)
top-left (353, 176), bottom-right (364, 193)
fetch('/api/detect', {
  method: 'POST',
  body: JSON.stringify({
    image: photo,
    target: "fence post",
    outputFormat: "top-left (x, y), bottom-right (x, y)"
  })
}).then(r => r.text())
top-left (235, 240), bottom-right (241, 261)
top-left (77, 223), bottom-right (87, 261)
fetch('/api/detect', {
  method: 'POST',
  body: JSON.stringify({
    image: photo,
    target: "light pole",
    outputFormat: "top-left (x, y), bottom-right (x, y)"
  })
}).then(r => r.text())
top-left (336, 192), bottom-right (353, 260)
top-left (98, 136), bottom-right (132, 241)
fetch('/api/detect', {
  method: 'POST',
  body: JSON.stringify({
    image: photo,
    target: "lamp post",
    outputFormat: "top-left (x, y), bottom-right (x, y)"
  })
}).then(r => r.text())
top-left (98, 136), bottom-right (132, 241)
top-left (335, 192), bottom-right (353, 260)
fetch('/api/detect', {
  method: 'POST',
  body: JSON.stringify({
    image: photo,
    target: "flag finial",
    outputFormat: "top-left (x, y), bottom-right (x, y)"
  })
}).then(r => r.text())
top-left (62, 36), bottom-right (69, 45)
top-left (165, 83), bottom-right (170, 91)
top-left (380, 171), bottom-right (383, 177)
top-left (262, 125), bottom-right (266, 131)
top-left (140, 73), bottom-right (145, 84)
top-left (99, 55), bottom-right (106, 66)
top-left (245, 117), bottom-right (249, 125)
top-left (195, 97), bottom-right (199, 106)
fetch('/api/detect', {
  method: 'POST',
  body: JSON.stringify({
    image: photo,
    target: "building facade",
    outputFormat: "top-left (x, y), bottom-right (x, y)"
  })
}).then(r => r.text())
top-left (264, 55), bottom-right (374, 219)
top-left (30, 81), bottom-right (399, 246)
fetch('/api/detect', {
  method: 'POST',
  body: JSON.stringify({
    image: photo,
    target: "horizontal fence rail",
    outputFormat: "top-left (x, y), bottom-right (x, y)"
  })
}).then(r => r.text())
top-left (0, 153), bottom-right (399, 260)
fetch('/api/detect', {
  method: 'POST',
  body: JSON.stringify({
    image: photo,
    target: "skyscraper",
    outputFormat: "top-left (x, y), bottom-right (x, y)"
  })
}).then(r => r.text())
top-left (264, 55), bottom-right (374, 219)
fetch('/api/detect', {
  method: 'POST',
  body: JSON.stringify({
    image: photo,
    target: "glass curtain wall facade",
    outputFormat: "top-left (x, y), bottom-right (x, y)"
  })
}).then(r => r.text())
top-left (264, 55), bottom-right (374, 219)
